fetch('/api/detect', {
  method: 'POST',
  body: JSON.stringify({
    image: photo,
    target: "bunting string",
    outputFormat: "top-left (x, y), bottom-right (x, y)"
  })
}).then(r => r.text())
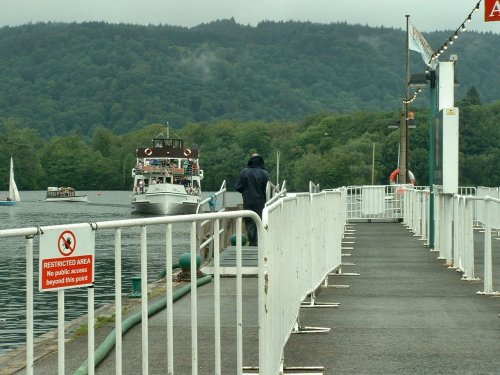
top-left (404, 1), bottom-right (482, 104)
top-left (429, 1), bottom-right (482, 63)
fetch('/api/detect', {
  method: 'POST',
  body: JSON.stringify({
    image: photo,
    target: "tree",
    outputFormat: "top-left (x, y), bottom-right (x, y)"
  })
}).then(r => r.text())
top-left (460, 86), bottom-right (482, 106)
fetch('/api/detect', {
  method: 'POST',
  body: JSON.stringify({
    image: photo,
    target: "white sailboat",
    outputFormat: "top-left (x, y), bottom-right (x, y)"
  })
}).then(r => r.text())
top-left (0, 157), bottom-right (21, 206)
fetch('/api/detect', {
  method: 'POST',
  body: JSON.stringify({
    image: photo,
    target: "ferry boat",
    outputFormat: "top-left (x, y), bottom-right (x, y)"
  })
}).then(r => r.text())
top-left (131, 130), bottom-right (203, 215)
top-left (45, 187), bottom-right (88, 202)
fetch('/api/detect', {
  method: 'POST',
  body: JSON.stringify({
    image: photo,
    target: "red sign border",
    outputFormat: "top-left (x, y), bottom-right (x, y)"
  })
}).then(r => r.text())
top-left (485, 0), bottom-right (500, 22)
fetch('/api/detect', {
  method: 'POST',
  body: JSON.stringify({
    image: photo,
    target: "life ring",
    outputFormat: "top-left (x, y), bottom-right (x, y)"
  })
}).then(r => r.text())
top-left (145, 148), bottom-right (153, 156)
top-left (183, 148), bottom-right (191, 157)
top-left (389, 168), bottom-right (416, 185)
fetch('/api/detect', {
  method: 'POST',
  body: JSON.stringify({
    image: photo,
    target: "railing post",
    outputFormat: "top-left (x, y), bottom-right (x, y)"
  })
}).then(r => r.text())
top-left (25, 236), bottom-right (34, 375)
top-left (58, 290), bottom-right (65, 375)
top-left (88, 285), bottom-right (95, 375)
top-left (140, 226), bottom-right (149, 375)
top-left (115, 228), bottom-right (123, 375)
top-left (477, 197), bottom-right (500, 295)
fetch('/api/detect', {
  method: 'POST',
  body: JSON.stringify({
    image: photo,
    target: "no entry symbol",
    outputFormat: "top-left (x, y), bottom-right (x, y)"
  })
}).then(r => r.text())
top-left (58, 230), bottom-right (76, 256)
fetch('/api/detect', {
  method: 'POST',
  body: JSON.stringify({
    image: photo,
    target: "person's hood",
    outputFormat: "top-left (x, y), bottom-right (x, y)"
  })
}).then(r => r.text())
top-left (247, 155), bottom-right (266, 169)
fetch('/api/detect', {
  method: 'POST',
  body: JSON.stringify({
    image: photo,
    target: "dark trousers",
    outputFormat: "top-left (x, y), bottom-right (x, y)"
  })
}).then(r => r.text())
top-left (244, 217), bottom-right (258, 246)
top-left (243, 202), bottom-right (264, 246)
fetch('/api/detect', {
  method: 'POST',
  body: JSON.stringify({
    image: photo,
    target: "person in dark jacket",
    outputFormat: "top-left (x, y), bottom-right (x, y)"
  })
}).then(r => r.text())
top-left (235, 154), bottom-right (270, 246)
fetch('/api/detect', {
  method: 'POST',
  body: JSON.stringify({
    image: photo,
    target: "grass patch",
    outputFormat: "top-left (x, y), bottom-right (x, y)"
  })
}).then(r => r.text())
top-left (70, 314), bottom-right (115, 340)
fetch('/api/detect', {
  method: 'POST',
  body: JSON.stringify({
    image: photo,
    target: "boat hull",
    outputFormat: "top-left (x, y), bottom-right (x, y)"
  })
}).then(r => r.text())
top-left (45, 195), bottom-right (88, 203)
top-left (132, 191), bottom-right (200, 215)
top-left (0, 200), bottom-right (16, 206)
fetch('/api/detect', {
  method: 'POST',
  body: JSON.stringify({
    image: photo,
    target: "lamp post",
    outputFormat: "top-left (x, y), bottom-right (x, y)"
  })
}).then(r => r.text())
top-left (400, 15), bottom-right (411, 184)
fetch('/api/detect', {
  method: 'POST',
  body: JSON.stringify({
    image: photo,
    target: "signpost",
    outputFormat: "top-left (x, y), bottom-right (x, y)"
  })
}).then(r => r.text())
top-left (39, 224), bottom-right (95, 291)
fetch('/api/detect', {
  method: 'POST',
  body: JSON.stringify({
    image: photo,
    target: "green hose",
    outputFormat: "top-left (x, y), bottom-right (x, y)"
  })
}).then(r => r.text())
top-left (73, 274), bottom-right (212, 375)
top-left (155, 262), bottom-right (180, 281)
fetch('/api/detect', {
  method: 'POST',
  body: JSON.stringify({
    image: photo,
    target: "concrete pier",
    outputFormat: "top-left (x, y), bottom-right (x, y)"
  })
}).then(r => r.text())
top-left (6, 222), bottom-right (500, 374)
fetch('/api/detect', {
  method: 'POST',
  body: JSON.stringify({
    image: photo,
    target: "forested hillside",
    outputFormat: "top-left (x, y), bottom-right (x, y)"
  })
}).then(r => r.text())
top-left (0, 20), bottom-right (498, 137)
top-left (1, 92), bottom-right (499, 192)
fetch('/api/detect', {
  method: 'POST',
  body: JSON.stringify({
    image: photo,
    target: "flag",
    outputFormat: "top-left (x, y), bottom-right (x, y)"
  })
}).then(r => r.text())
top-left (485, 0), bottom-right (500, 22)
top-left (408, 21), bottom-right (436, 69)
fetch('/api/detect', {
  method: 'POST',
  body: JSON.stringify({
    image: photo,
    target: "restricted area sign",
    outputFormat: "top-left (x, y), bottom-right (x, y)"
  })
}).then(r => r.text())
top-left (39, 224), bottom-right (95, 291)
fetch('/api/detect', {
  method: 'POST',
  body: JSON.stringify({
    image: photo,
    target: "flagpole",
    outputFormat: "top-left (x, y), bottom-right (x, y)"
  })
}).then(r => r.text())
top-left (405, 14), bottom-right (410, 184)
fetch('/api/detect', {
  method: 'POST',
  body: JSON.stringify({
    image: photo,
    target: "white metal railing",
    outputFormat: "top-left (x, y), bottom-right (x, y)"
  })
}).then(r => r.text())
top-left (403, 187), bottom-right (430, 242)
top-left (258, 190), bottom-right (344, 374)
top-left (475, 187), bottom-right (499, 228)
top-left (404, 186), bottom-right (500, 296)
top-left (265, 180), bottom-right (287, 206)
top-left (196, 180), bottom-right (227, 260)
top-left (309, 181), bottom-right (320, 193)
top-left (196, 180), bottom-right (227, 214)
top-left (0, 188), bottom-right (345, 375)
top-left (345, 185), bottom-right (410, 221)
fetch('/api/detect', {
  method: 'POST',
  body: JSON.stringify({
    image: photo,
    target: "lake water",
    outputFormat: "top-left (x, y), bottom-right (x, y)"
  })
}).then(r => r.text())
top-left (0, 190), bottom-right (242, 354)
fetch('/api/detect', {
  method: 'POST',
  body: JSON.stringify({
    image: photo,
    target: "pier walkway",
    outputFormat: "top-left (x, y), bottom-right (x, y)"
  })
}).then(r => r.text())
top-left (10, 222), bottom-right (500, 375)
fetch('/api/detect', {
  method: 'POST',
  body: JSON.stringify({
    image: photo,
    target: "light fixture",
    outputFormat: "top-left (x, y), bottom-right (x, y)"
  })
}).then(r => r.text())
top-left (430, 2), bottom-right (477, 61)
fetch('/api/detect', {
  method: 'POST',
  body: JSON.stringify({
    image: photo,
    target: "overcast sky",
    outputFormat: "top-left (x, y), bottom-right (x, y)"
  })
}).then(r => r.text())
top-left (2, 0), bottom-right (499, 34)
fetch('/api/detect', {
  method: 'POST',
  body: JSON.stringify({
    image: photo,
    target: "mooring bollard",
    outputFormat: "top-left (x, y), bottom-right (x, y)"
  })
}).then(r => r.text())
top-left (128, 276), bottom-right (142, 298)
top-left (176, 252), bottom-right (204, 281)
top-left (230, 233), bottom-right (248, 246)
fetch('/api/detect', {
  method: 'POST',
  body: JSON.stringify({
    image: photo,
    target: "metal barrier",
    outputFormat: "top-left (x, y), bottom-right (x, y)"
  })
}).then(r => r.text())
top-left (196, 180), bottom-right (227, 214)
top-left (404, 186), bottom-right (500, 297)
top-left (309, 181), bottom-right (320, 193)
top-left (258, 190), bottom-right (344, 374)
top-left (345, 185), bottom-right (410, 221)
top-left (0, 188), bottom-right (345, 375)
top-left (403, 187), bottom-right (429, 243)
top-left (265, 180), bottom-right (287, 207)
top-left (475, 187), bottom-right (499, 229)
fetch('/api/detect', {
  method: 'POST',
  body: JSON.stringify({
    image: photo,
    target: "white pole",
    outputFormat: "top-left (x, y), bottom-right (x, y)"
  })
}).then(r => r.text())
top-left (26, 238), bottom-right (34, 375)
top-left (115, 229), bottom-right (123, 375)
top-left (371, 143), bottom-right (376, 185)
top-left (236, 218), bottom-right (243, 375)
top-left (58, 290), bottom-right (65, 375)
top-left (166, 224), bottom-right (174, 374)
top-left (88, 286), bottom-right (95, 375)
top-left (141, 226), bottom-right (149, 375)
top-left (276, 151), bottom-right (280, 187)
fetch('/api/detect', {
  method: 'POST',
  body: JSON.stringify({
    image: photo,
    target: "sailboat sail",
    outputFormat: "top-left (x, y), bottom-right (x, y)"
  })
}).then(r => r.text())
top-left (8, 157), bottom-right (21, 202)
